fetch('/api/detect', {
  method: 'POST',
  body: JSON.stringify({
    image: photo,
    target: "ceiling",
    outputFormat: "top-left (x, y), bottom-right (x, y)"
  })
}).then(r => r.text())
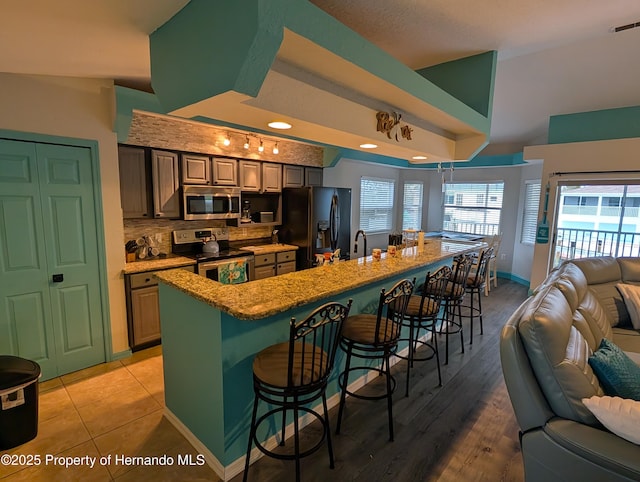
top-left (3, 0), bottom-right (640, 155)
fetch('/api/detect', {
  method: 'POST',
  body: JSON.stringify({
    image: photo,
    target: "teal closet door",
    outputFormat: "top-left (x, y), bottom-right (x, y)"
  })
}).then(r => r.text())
top-left (0, 140), bottom-right (57, 377)
top-left (0, 140), bottom-right (105, 379)
top-left (36, 143), bottom-right (105, 375)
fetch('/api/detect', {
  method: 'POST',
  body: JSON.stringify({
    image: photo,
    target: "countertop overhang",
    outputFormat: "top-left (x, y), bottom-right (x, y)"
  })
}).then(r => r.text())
top-left (155, 239), bottom-right (484, 320)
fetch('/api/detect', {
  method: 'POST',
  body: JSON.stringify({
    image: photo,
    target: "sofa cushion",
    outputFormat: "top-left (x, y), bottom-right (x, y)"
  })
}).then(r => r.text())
top-left (612, 328), bottom-right (640, 354)
top-left (518, 285), bottom-right (603, 425)
top-left (618, 257), bottom-right (640, 283)
top-left (571, 256), bottom-right (621, 284)
top-left (569, 258), bottom-right (630, 327)
top-left (588, 338), bottom-right (640, 401)
top-left (582, 396), bottom-right (640, 445)
top-left (617, 283), bottom-right (640, 330)
top-left (578, 289), bottom-right (614, 341)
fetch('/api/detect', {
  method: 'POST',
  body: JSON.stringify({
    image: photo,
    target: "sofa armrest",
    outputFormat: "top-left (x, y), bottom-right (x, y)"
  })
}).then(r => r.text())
top-left (544, 418), bottom-right (640, 479)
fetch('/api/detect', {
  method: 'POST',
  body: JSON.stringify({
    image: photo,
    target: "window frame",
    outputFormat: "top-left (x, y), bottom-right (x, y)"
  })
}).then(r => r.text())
top-left (359, 176), bottom-right (396, 234)
top-left (402, 181), bottom-right (423, 231)
top-left (442, 181), bottom-right (505, 236)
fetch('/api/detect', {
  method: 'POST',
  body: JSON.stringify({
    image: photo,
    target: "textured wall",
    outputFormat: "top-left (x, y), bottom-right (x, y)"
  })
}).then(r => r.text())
top-left (127, 111), bottom-right (323, 167)
top-left (123, 219), bottom-right (274, 256)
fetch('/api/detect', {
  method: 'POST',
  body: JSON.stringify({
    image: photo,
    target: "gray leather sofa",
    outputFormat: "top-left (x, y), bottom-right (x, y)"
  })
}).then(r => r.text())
top-left (501, 256), bottom-right (640, 481)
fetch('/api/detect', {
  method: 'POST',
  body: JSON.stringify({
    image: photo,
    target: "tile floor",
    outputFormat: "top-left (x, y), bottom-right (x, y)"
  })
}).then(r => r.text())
top-left (0, 347), bottom-right (220, 481)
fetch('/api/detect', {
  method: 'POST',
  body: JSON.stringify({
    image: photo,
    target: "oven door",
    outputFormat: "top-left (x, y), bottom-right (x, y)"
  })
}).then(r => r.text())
top-left (197, 256), bottom-right (255, 284)
top-left (183, 186), bottom-right (241, 220)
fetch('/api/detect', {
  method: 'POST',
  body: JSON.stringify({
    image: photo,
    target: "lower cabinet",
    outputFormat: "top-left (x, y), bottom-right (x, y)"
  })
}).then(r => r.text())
top-left (125, 265), bottom-right (195, 351)
top-left (276, 251), bottom-right (296, 275)
top-left (253, 253), bottom-right (276, 280)
top-left (252, 250), bottom-right (297, 280)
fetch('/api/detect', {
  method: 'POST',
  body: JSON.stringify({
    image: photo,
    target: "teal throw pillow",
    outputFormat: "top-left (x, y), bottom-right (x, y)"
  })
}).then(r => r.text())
top-left (588, 338), bottom-right (640, 401)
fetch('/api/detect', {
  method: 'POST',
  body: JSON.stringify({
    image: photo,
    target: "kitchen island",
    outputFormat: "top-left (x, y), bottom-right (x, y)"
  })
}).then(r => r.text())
top-left (155, 239), bottom-right (484, 480)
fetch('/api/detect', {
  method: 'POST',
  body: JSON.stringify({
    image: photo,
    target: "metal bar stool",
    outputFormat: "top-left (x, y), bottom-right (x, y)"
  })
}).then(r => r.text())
top-left (397, 265), bottom-right (451, 396)
top-left (335, 278), bottom-right (414, 441)
top-left (243, 300), bottom-right (352, 482)
top-left (462, 247), bottom-right (493, 345)
top-left (439, 254), bottom-right (473, 365)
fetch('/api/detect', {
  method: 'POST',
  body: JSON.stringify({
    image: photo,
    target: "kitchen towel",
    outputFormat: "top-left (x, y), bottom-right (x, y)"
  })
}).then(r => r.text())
top-left (218, 261), bottom-right (247, 284)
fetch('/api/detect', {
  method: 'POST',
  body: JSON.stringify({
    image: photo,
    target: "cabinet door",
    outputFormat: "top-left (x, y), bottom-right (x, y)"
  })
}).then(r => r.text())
top-left (151, 150), bottom-right (180, 218)
top-left (305, 167), bottom-right (323, 187)
top-left (212, 157), bottom-right (238, 186)
top-left (277, 261), bottom-right (296, 275)
top-left (118, 146), bottom-right (151, 218)
top-left (130, 286), bottom-right (161, 348)
top-left (283, 165), bottom-right (304, 188)
top-left (182, 154), bottom-right (210, 184)
top-left (262, 163), bottom-right (282, 192)
top-left (254, 264), bottom-right (276, 280)
top-left (239, 160), bottom-right (261, 192)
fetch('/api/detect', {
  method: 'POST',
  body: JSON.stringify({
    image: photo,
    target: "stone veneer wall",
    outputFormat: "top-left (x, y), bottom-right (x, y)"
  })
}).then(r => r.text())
top-left (123, 219), bottom-right (274, 258)
top-left (127, 111), bottom-right (323, 167)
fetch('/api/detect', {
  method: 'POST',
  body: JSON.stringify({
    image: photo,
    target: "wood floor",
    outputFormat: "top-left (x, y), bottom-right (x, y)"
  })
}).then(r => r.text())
top-left (235, 280), bottom-right (529, 482)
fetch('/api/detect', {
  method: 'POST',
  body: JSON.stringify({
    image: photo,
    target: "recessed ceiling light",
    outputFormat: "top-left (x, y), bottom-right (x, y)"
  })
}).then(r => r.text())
top-left (412, 155), bottom-right (428, 160)
top-left (360, 143), bottom-right (378, 149)
top-left (268, 121), bottom-right (292, 129)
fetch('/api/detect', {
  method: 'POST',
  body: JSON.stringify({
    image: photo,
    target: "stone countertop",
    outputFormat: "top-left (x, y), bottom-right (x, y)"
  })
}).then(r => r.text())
top-left (239, 244), bottom-right (299, 254)
top-left (154, 239), bottom-right (484, 320)
top-left (123, 255), bottom-right (196, 274)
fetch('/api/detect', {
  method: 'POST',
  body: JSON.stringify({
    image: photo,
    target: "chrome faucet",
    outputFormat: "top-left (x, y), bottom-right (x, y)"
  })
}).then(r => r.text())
top-left (354, 230), bottom-right (367, 256)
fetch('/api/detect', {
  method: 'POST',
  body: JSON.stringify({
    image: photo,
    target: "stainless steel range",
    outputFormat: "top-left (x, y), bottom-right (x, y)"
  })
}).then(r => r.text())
top-left (172, 228), bottom-right (255, 283)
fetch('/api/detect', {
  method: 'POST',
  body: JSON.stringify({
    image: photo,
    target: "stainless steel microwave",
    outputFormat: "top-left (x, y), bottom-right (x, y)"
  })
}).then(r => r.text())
top-left (183, 186), bottom-right (241, 220)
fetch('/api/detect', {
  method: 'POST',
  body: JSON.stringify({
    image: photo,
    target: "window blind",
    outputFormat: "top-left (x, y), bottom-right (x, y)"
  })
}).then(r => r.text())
top-left (360, 177), bottom-right (395, 233)
top-left (402, 182), bottom-right (423, 230)
top-left (521, 181), bottom-right (541, 244)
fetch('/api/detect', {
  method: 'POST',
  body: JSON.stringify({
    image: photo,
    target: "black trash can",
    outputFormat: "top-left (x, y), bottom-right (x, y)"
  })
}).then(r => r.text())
top-left (0, 355), bottom-right (41, 450)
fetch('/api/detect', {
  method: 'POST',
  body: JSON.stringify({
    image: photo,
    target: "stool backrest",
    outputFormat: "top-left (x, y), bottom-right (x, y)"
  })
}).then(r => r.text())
top-left (375, 278), bottom-right (414, 345)
top-left (470, 247), bottom-right (494, 287)
top-left (288, 300), bottom-right (352, 387)
top-left (418, 265), bottom-right (452, 314)
top-left (449, 254), bottom-right (473, 298)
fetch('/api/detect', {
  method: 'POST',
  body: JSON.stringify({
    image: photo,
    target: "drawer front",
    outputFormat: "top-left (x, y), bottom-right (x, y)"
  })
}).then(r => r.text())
top-left (254, 253), bottom-right (276, 266)
top-left (129, 272), bottom-right (158, 289)
top-left (277, 261), bottom-right (296, 275)
top-left (254, 264), bottom-right (276, 280)
top-left (276, 250), bottom-right (296, 263)
top-left (129, 264), bottom-right (195, 289)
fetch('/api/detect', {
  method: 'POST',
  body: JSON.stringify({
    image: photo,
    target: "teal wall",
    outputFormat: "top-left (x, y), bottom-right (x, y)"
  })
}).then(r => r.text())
top-left (548, 105), bottom-right (640, 144)
top-left (158, 260), bottom-right (446, 467)
top-left (416, 51), bottom-right (497, 119)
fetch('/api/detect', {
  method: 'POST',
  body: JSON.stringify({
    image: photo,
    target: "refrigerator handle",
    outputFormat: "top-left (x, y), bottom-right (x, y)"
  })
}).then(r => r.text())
top-left (330, 193), bottom-right (339, 250)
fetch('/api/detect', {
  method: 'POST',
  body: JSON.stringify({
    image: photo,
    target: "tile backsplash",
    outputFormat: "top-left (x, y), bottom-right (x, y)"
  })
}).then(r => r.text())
top-left (123, 219), bottom-right (274, 258)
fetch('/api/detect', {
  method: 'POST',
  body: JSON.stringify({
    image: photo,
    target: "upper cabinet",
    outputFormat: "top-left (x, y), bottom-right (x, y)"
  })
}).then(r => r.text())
top-left (212, 157), bottom-right (238, 186)
top-left (239, 160), bottom-right (261, 192)
top-left (151, 150), bottom-right (180, 218)
top-left (305, 167), bottom-right (323, 187)
top-left (283, 165), bottom-right (304, 188)
top-left (119, 146), bottom-right (151, 219)
top-left (262, 163), bottom-right (282, 193)
top-left (181, 154), bottom-right (210, 185)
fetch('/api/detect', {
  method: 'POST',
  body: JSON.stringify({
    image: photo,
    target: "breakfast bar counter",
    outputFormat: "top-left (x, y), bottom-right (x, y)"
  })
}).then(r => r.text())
top-left (155, 239), bottom-right (483, 481)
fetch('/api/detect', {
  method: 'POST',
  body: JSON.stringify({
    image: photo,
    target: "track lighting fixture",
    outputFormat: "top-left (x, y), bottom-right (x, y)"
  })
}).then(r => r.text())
top-left (258, 139), bottom-right (264, 153)
top-left (244, 136), bottom-right (250, 149)
top-left (273, 142), bottom-right (279, 155)
top-left (223, 132), bottom-right (231, 146)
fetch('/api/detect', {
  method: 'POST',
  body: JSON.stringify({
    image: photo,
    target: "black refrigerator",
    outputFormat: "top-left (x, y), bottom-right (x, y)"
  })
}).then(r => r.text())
top-left (281, 187), bottom-right (352, 270)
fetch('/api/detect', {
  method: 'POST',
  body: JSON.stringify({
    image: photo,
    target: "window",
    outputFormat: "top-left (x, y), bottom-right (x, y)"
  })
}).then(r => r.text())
top-left (521, 181), bottom-right (541, 244)
top-left (443, 182), bottom-right (504, 235)
top-left (402, 182), bottom-right (423, 230)
top-left (360, 177), bottom-right (395, 233)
